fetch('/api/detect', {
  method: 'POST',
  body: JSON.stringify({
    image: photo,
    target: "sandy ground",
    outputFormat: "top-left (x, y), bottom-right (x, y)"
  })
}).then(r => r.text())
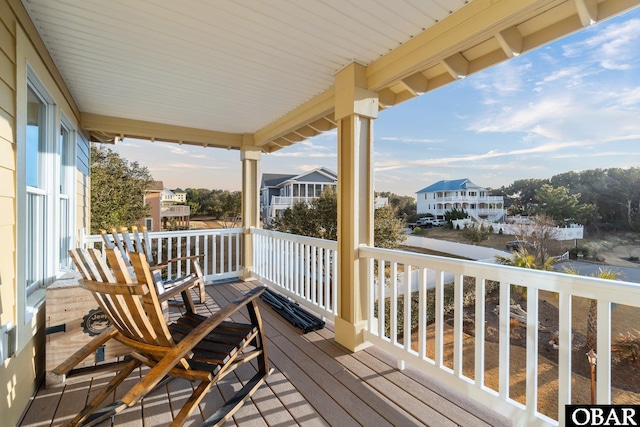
top-left (583, 233), bottom-right (640, 268)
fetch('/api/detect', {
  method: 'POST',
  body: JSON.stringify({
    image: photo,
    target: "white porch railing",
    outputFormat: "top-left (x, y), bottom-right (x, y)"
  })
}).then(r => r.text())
top-left (79, 227), bottom-right (640, 426)
top-left (251, 227), bottom-right (338, 321)
top-left (359, 245), bottom-right (640, 427)
top-left (81, 228), bottom-right (243, 282)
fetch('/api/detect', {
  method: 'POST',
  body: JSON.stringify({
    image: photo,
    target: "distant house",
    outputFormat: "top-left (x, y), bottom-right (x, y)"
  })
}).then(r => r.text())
top-left (374, 197), bottom-right (389, 209)
top-left (261, 167), bottom-right (338, 226)
top-left (142, 181), bottom-right (190, 231)
top-left (173, 189), bottom-right (187, 203)
top-left (416, 178), bottom-right (505, 222)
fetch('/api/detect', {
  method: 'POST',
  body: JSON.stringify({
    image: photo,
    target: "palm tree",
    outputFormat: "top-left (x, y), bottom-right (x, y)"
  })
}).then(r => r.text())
top-left (495, 248), bottom-right (556, 296)
top-left (563, 266), bottom-right (620, 351)
top-left (496, 248), bottom-right (556, 270)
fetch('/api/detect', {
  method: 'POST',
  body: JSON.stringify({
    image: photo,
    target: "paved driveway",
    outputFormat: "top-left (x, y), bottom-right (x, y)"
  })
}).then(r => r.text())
top-left (555, 260), bottom-right (640, 284)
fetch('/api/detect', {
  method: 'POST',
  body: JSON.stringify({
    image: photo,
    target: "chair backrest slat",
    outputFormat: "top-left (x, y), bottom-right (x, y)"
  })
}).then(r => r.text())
top-left (133, 226), bottom-right (156, 266)
top-left (70, 247), bottom-right (176, 353)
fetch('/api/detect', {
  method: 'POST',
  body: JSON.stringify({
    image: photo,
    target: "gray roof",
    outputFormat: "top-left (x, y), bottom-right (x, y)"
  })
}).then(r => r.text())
top-left (261, 173), bottom-right (295, 188)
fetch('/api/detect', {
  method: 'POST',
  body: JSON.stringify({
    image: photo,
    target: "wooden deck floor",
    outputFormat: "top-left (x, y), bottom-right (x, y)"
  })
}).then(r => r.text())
top-left (20, 281), bottom-right (511, 427)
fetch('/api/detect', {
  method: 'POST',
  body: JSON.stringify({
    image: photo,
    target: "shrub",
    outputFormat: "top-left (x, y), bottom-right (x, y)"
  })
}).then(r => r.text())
top-left (612, 330), bottom-right (640, 365)
top-left (374, 277), bottom-right (500, 338)
top-left (569, 246), bottom-right (590, 259)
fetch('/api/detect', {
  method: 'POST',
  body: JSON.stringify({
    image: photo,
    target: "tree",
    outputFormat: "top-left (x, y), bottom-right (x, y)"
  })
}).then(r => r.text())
top-left (496, 214), bottom-right (559, 269)
top-left (90, 144), bottom-right (154, 233)
top-left (534, 184), bottom-right (594, 224)
top-left (374, 205), bottom-right (407, 248)
top-left (215, 191), bottom-right (242, 228)
top-left (563, 266), bottom-right (620, 351)
top-left (376, 191), bottom-right (417, 217)
top-left (272, 189), bottom-right (405, 248)
top-left (461, 223), bottom-right (490, 245)
top-left (184, 188), bottom-right (202, 216)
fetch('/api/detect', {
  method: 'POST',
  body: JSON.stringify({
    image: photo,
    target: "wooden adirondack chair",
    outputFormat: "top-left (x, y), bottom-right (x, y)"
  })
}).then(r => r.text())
top-left (67, 247), bottom-right (271, 426)
top-left (48, 244), bottom-right (204, 388)
top-left (101, 226), bottom-right (206, 305)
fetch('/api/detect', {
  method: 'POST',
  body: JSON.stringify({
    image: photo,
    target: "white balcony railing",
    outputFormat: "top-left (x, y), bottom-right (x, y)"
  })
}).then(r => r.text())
top-left (251, 227), bottom-right (338, 321)
top-left (359, 245), bottom-right (640, 427)
top-left (80, 227), bottom-right (640, 426)
top-left (160, 205), bottom-right (190, 217)
top-left (81, 228), bottom-right (242, 282)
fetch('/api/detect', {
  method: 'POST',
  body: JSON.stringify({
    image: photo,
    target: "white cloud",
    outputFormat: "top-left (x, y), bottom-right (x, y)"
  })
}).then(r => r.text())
top-left (563, 17), bottom-right (640, 70)
top-left (379, 136), bottom-right (443, 143)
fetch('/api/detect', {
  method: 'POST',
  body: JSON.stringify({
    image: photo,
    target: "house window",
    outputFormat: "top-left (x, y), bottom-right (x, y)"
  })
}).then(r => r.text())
top-left (145, 218), bottom-right (153, 230)
top-left (25, 85), bottom-right (49, 297)
top-left (58, 122), bottom-right (74, 270)
top-left (22, 72), bottom-right (76, 300)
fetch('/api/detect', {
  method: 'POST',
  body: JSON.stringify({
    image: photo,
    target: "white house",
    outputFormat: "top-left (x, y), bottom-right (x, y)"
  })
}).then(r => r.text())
top-left (416, 178), bottom-right (505, 222)
top-left (261, 167), bottom-right (338, 225)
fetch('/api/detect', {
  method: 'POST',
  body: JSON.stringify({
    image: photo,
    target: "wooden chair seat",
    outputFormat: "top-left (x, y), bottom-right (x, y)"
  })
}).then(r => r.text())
top-left (64, 248), bottom-right (272, 427)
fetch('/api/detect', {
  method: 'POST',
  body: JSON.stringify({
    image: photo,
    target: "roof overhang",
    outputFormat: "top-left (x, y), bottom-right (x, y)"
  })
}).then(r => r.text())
top-left (20, 0), bottom-right (640, 152)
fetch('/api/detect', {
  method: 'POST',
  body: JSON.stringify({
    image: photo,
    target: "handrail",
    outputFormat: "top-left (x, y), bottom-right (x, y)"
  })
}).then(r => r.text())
top-left (81, 228), bottom-right (243, 282)
top-left (251, 227), bottom-right (338, 321)
top-left (359, 244), bottom-right (640, 426)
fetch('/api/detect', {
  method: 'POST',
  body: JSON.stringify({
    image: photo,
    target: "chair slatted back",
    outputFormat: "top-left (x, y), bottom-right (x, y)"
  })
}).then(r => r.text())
top-left (133, 226), bottom-right (156, 266)
top-left (69, 247), bottom-right (115, 282)
top-left (73, 248), bottom-right (184, 365)
top-left (101, 226), bottom-right (156, 267)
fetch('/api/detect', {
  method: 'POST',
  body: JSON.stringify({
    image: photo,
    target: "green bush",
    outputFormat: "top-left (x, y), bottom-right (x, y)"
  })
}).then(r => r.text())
top-left (569, 246), bottom-right (590, 259)
top-left (374, 277), bottom-right (499, 338)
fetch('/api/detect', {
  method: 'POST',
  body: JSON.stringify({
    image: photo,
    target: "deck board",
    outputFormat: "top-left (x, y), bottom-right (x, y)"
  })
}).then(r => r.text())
top-left (20, 280), bottom-right (511, 427)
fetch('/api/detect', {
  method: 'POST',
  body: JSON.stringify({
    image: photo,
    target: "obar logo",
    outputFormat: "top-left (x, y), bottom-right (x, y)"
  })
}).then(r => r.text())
top-left (567, 405), bottom-right (639, 427)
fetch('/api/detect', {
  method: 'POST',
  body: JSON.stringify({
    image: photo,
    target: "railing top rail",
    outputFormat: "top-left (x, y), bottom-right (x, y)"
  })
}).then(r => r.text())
top-left (251, 227), bottom-right (338, 250)
top-left (359, 244), bottom-right (640, 307)
top-left (82, 227), bottom-right (244, 244)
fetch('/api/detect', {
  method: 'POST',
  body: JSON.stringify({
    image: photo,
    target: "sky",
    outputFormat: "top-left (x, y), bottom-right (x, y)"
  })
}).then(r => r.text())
top-left (110, 7), bottom-right (640, 198)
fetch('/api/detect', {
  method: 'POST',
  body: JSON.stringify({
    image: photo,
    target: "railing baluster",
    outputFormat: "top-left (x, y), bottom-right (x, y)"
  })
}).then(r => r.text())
top-left (453, 273), bottom-right (463, 377)
top-left (378, 259), bottom-right (386, 340)
top-left (391, 262), bottom-right (398, 346)
top-left (419, 267), bottom-right (427, 360)
top-left (597, 300), bottom-right (612, 404)
top-left (557, 292), bottom-right (572, 426)
top-left (475, 277), bottom-right (486, 387)
top-left (311, 247), bottom-right (317, 304)
top-left (526, 287), bottom-right (539, 415)
top-left (404, 264), bottom-right (412, 354)
top-left (435, 270), bottom-right (444, 368)
top-left (499, 280), bottom-right (510, 399)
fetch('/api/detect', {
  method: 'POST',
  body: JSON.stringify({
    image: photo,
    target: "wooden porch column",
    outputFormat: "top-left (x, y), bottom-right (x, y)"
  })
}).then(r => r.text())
top-left (240, 142), bottom-right (261, 281)
top-left (334, 63), bottom-right (378, 352)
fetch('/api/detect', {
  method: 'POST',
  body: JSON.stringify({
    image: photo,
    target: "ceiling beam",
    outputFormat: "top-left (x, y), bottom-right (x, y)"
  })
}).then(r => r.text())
top-left (496, 26), bottom-right (523, 57)
top-left (575, 0), bottom-right (598, 26)
top-left (81, 113), bottom-right (243, 149)
top-left (254, 88), bottom-right (334, 147)
top-left (442, 53), bottom-right (469, 79)
top-left (366, 0), bottom-right (562, 90)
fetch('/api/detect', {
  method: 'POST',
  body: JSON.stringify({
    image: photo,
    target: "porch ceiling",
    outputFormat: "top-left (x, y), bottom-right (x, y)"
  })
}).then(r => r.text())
top-left (20, 0), bottom-right (639, 152)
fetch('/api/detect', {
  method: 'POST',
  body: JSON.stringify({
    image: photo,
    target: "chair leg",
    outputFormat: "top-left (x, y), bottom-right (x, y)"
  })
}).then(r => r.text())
top-left (171, 379), bottom-right (214, 426)
top-left (68, 359), bottom-right (140, 426)
top-left (199, 279), bottom-right (206, 304)
top-left (201, 369), bottom-right (273, 427)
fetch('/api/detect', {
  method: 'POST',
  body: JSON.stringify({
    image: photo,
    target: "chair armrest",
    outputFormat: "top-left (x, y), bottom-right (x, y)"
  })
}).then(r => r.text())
top-left (150, 255), bottom-right (202, 271)
top-left (156, 275), bottom-right (199, 302)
